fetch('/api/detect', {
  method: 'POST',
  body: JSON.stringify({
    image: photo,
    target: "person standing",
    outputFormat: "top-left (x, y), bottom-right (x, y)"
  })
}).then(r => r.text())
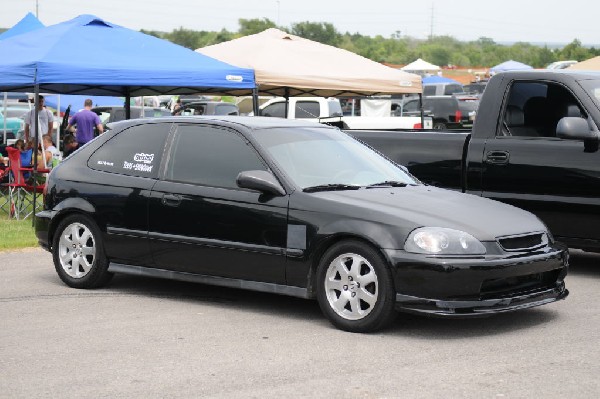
top-left (66, 99), bottom-right (103, 146)
top-left (24, 95), bottom-right (54, 142)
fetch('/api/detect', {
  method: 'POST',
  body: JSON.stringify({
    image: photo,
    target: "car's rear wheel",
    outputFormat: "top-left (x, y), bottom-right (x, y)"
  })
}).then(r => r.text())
top-left (316, 240), bottom-right (396, 332)
top-left (52, 214), bottom-right (112, 289)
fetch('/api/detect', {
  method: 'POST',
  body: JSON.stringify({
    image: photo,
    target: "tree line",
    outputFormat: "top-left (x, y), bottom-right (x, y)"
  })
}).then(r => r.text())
top-left (141, 18), bottom-right (600, 69)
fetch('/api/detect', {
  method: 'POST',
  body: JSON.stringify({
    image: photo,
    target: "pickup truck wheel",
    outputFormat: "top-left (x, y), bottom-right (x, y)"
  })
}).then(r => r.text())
top-left (433, 122), bottom-right (447, 130)
top-left (316, 240), bottom-right (397, 333)
top-left (52, 214), bottom-right (113, 289)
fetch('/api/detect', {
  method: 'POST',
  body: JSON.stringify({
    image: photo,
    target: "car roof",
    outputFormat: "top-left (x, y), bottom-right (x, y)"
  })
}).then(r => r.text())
top-left (107, 115), bottom-right (338, 132)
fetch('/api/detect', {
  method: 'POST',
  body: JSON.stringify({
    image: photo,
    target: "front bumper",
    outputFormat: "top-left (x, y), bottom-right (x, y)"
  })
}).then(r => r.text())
top-left (386, 244), bottom-right (569, 317)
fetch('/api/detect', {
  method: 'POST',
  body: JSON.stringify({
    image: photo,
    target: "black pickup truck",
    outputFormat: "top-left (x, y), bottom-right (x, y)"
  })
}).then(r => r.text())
top-left (349, 70), bottom-right (600, 252)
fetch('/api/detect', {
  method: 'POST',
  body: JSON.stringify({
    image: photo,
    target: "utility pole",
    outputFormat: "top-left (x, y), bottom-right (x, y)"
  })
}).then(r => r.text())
top-left (429, 3), bottom-right (434, 40)
top-left (36, 0), bottom-right (39, 18)
top-left (277, 1), bottom-right (280, 25)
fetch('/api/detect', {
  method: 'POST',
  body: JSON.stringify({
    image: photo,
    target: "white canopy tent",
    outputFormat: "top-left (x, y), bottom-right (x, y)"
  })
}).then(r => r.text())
top-left (400, 58), bottom-right (441, 74)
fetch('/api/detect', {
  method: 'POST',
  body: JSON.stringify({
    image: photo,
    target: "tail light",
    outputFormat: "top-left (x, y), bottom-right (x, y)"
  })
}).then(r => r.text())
top-left (413, 123), bottom-right (422, 129)
top-left (454, 110), bottom-right (462, 122)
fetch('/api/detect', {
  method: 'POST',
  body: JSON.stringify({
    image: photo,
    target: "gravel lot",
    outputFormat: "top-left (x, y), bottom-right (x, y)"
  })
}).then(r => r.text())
top-left (1, 247), bottom-right (599, 398)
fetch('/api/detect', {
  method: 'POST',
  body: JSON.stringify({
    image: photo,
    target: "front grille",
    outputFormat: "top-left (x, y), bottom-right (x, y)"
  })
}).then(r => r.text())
top-left (480, 269), bottom-right (561, 299)
top-left (497, 232), bottom-right (547, 252)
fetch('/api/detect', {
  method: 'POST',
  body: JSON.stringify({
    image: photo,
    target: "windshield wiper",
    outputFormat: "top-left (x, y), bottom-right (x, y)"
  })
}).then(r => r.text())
top-left (303, 184), bottom-right (361, 193)
top-left (365, 181), bottom-right (409, 188)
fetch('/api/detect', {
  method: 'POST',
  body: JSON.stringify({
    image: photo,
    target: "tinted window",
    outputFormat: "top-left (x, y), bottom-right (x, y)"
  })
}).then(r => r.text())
top-left (443, 84), bottom-right (463, 95)
top-left (423, 86), bottom-right (436, 96)
top-left (166, 124), bottom-right (267, 189)
top-left (261, 102), bottom-right (286, 118)
top-left (215, 104), bottom-right (239, 115)
top-left (403, 100), bottom-right (420, 112)
top-left (144, 109), bottom-right (172, 118)
top-left (295, 101), bottom-right (321, 118)
top-left (89, 123), bottom-right (170, 178)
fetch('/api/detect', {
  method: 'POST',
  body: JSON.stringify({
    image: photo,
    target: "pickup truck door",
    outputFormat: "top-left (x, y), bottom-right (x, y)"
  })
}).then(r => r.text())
top-left (480, 80), bottom-right (600, 249)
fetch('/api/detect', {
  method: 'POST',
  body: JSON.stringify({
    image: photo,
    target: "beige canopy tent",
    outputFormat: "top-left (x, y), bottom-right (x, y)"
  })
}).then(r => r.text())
top-left (568, 56), bottom-right (600, 70)
top-left (196, 28), bottom-right (422, 98)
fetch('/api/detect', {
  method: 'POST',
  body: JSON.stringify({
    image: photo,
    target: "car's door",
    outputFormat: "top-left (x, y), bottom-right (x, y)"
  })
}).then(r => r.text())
top-left (148, 123), bottom-right (289, 284)
top-left (86, 122), bottom-right (172, 265)
top-left (481, 80), bottom-right (600, 246)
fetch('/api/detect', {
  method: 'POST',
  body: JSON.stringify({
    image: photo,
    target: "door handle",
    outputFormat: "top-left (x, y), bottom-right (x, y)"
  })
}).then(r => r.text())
top-left (485, 150), bottom-right (510, 165)
top-left (161, 194), bottom-right (181, 207)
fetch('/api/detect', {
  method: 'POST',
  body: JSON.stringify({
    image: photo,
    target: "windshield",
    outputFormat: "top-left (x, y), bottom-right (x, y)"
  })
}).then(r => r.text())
top-left (579, 79), bottom-right (600, 109)
top-left (251, 127), bottom-right (417, 189)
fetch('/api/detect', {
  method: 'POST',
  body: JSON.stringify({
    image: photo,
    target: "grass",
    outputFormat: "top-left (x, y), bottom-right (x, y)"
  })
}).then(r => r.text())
top-left (0, 218), bottom-right (38, 251)
top-left (0, 189), bottom-right (40, 251)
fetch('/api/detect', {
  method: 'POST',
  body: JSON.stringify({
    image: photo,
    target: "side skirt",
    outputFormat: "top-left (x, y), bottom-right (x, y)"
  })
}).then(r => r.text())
top-left (108, 262), bottom-right (311, 299)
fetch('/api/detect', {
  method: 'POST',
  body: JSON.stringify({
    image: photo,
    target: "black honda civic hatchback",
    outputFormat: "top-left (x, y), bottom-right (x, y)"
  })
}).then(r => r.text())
top-left (36, 116), bottom-right (568, 332)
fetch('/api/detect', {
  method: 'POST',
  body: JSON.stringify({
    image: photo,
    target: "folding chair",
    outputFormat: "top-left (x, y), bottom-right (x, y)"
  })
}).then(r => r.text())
top-left (0, 167), bottom-right (10, 217)
top-left (4, 147), bottom-right (45, 219)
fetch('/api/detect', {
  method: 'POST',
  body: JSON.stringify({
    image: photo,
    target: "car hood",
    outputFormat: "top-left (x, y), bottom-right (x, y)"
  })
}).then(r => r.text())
top-left (307, 185), bottom-right (545, 241)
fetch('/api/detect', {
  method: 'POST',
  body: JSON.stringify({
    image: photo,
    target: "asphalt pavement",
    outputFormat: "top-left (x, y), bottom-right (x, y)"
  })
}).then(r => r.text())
top-left (1, 247), bottom-right (599, 398)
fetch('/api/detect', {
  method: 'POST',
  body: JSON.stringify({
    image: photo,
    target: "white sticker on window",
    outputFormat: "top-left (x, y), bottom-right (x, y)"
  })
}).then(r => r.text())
top-left (123, 152), bottom-right (155, 173)
top-left (134, 153), bottom-right (154, 164)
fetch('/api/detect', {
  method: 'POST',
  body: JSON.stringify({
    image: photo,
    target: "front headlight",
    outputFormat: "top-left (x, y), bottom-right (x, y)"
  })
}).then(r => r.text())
top-left (404, 227), bottom-right (486, 255)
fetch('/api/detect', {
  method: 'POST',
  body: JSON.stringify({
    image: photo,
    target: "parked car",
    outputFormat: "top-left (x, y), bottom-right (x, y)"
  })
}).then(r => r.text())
top-left (259, 96), bottom-right (432, 129)
top-left (462, 81), bottom-right (488, 96)
top-left (0, 112), bottom-right (25, 138)
top-left (422, 82), bottom-right (464, 96)
top-left (174, 101), bottom-right (239, 116)
top-left (546, 60), bottom-right (578, 70)
top-left (91, 106), bottom-right (172, 127)
top-left (35, 116), bottom-right (568, 333)
top-left (396, 95), bottom-right (479, 129)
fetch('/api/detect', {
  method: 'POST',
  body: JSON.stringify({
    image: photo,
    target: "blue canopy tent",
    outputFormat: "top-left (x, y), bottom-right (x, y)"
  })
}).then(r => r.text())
top-left (422, 75), bottom-right (461, 85)
top-left (0, 14), bottom-right (255, 98)
top-left (490, 60), bottom-right (533, 73)
top-left (0, 12), bottom-right (44, 41)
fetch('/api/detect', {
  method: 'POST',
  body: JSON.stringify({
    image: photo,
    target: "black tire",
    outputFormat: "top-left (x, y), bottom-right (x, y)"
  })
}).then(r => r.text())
top-left (433, 122), bottom-right (447, 130)
top-left (52, 214), bottom-right (113, 289)
top-left (316, 240), bottom-right (397, 333)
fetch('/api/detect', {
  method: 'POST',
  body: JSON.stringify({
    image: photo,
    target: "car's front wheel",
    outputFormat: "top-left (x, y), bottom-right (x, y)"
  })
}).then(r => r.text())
top-left (316, 240), bottom-right (397, 332)
top-left (52, 214), bottom-right (113, 289)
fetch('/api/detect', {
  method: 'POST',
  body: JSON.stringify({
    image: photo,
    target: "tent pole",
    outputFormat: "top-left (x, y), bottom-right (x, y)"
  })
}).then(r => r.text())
top-left (419, 93), bottom-right (424, 129)
top-left (284, 87), bottom-right (290, 118)
top-left (125, 88), bottom-right (131, 120)
top-left (56, 95), bottom-right (60, 148)
top-left (2, 92), bottom-right (7, 144)
top-left (32, 85), bottom-right (40, 224)
top-left (252, 87), bottom-right (259, 116)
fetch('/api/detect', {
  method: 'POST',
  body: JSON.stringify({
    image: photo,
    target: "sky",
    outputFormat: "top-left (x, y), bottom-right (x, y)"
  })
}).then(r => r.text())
top-left (2, 0), bottom-right (599, 46)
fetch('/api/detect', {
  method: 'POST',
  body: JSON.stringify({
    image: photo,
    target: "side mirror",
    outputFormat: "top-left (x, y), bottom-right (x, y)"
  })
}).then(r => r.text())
top-left (237, 170), bottom-right (286, 196)
top-left (556, 117), bottom-right (596, 140)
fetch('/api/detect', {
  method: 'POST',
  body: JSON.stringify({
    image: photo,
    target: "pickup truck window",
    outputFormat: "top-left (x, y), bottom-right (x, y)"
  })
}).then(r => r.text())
top-left (500, 81), bottom-right (585, 138)
top-left (261, 102), bottom-right (286, 118)
top-left (295, 101), bottom-right (321, 118)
